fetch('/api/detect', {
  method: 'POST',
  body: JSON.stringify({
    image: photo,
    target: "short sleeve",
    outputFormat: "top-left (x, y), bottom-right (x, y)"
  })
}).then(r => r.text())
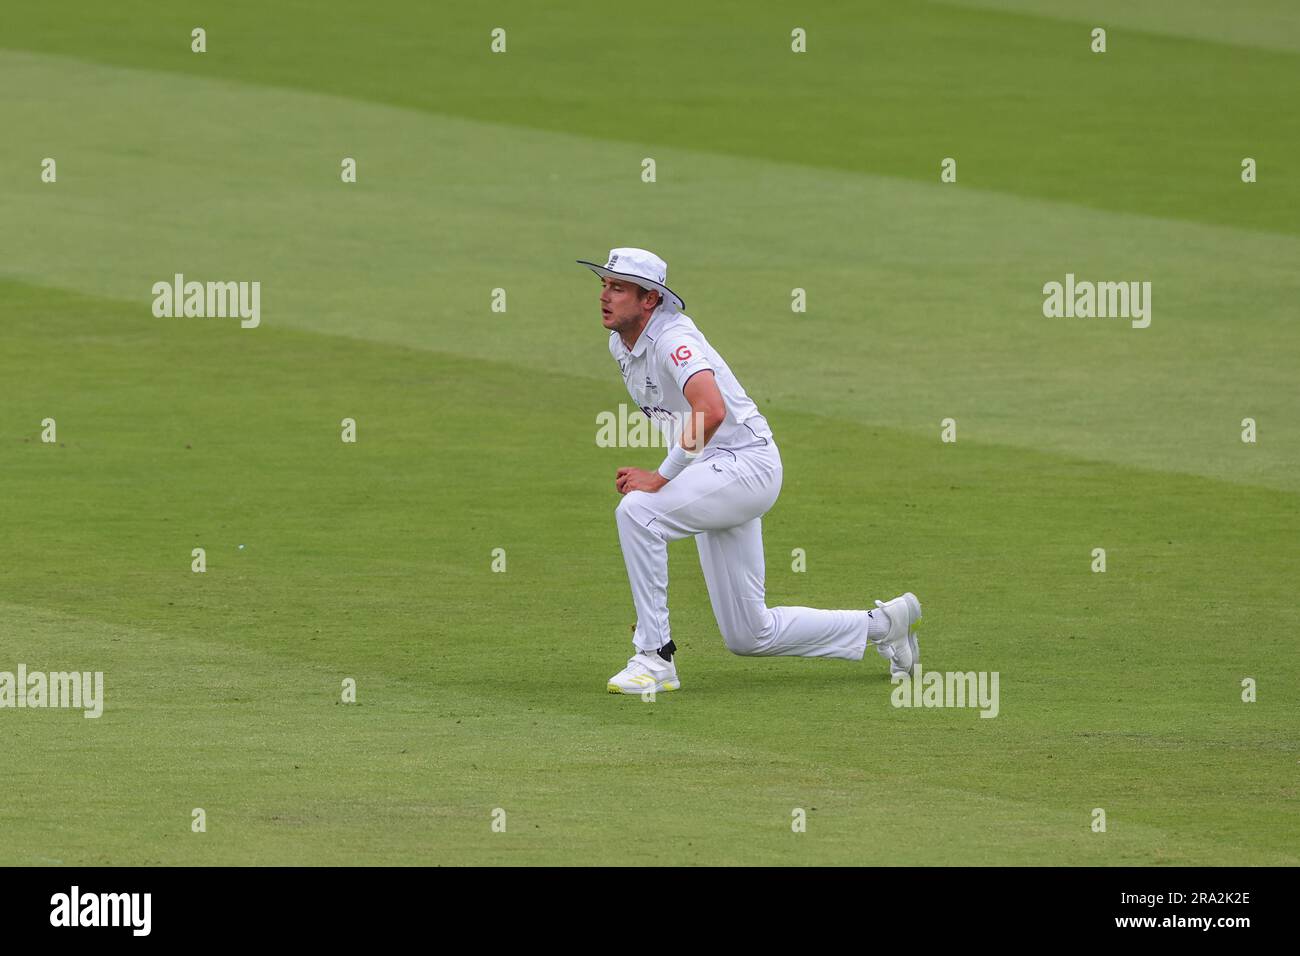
top-left (659, 330), bottom-right (714, 392)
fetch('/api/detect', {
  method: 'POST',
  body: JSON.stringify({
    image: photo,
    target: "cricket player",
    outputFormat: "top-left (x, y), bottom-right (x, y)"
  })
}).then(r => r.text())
top-left (578, 247), bottom-right (923, 694)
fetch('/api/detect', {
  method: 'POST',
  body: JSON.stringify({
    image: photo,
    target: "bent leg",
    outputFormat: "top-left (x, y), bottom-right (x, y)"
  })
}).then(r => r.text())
top-left (614, 452), bottom-right (780, 653)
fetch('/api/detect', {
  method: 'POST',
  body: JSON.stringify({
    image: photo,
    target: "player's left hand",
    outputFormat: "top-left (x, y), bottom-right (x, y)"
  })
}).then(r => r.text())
top-left (616, 467), bottom-right (668, 494)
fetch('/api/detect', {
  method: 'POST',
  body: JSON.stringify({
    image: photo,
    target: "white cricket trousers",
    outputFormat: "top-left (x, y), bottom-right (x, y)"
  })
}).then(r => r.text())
top-left (614, 439), bottom-right (871, 660)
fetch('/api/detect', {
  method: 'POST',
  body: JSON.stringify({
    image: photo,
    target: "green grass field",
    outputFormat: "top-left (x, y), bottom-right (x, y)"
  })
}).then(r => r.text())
top-left (2, 1), bottom-right (1297, 865)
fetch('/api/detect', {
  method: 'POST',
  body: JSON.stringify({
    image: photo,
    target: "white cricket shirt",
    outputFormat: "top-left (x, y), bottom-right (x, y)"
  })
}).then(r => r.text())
top-left (609, 305), bottom-right (774, 455)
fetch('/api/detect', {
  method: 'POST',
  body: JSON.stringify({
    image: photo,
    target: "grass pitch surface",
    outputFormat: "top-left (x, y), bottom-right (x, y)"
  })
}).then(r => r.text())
top-left (2, 1), bottom-right (1296, 864)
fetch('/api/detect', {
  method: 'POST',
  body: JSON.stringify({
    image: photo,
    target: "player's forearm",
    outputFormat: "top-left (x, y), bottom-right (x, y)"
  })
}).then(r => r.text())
top-left (654, 409), bottom-right (722, 485)
top-left (681, 407), bottom-right (725, 453)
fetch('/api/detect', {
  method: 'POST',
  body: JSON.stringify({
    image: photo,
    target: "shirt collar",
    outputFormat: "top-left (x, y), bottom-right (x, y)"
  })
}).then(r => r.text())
top-left (626, 305), bottom-right (673, 358)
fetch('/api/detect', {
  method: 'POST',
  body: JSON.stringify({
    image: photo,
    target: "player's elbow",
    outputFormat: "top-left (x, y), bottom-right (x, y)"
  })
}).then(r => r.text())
top-left (692, 403), bottom-right (726, 431)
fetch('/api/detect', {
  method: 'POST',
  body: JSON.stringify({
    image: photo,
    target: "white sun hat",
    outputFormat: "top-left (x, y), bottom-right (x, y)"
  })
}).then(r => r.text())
top-left (576, 247), bottom-right (685, 312)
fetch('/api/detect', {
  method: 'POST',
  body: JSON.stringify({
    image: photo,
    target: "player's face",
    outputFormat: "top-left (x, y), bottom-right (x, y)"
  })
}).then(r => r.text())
top-left (600, 278), bottom-right (656, 333)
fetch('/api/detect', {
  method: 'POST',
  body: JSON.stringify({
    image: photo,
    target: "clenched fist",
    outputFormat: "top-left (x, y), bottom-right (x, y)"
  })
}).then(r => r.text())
top-left (616, 467), bottom-right (668, 494)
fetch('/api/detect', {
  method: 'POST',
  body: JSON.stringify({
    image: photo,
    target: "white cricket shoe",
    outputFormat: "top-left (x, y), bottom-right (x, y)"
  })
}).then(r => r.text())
top-left (869, 592), bottom-right (922, 678)
top-left (607, 649), bottom-right (681, 695)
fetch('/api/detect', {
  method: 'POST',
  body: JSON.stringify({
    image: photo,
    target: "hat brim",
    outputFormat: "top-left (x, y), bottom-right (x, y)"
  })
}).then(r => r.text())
top-left (576, 260), bottom-right (684, 312)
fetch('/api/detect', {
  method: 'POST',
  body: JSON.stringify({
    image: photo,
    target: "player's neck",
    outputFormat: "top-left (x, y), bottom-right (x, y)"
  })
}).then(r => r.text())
top-left (619, 312), bottom-right (654, 351)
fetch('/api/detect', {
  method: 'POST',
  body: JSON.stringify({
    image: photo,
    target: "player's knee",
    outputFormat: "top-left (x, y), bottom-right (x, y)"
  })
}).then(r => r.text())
top-left (615, 491), bottom-right (651, 525)
top-left (720, 611), bottom-right (777, 657)
top-left (721, 626), bottom-right (763, 657)
top-left (723, 631), bottom-right (758, 656)
top-left (722, 629), bottom-right (768, 657)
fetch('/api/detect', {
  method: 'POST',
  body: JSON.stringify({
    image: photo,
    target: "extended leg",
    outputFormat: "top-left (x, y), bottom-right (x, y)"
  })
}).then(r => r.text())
top-left (695, 518), bottom-right (871, 660)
